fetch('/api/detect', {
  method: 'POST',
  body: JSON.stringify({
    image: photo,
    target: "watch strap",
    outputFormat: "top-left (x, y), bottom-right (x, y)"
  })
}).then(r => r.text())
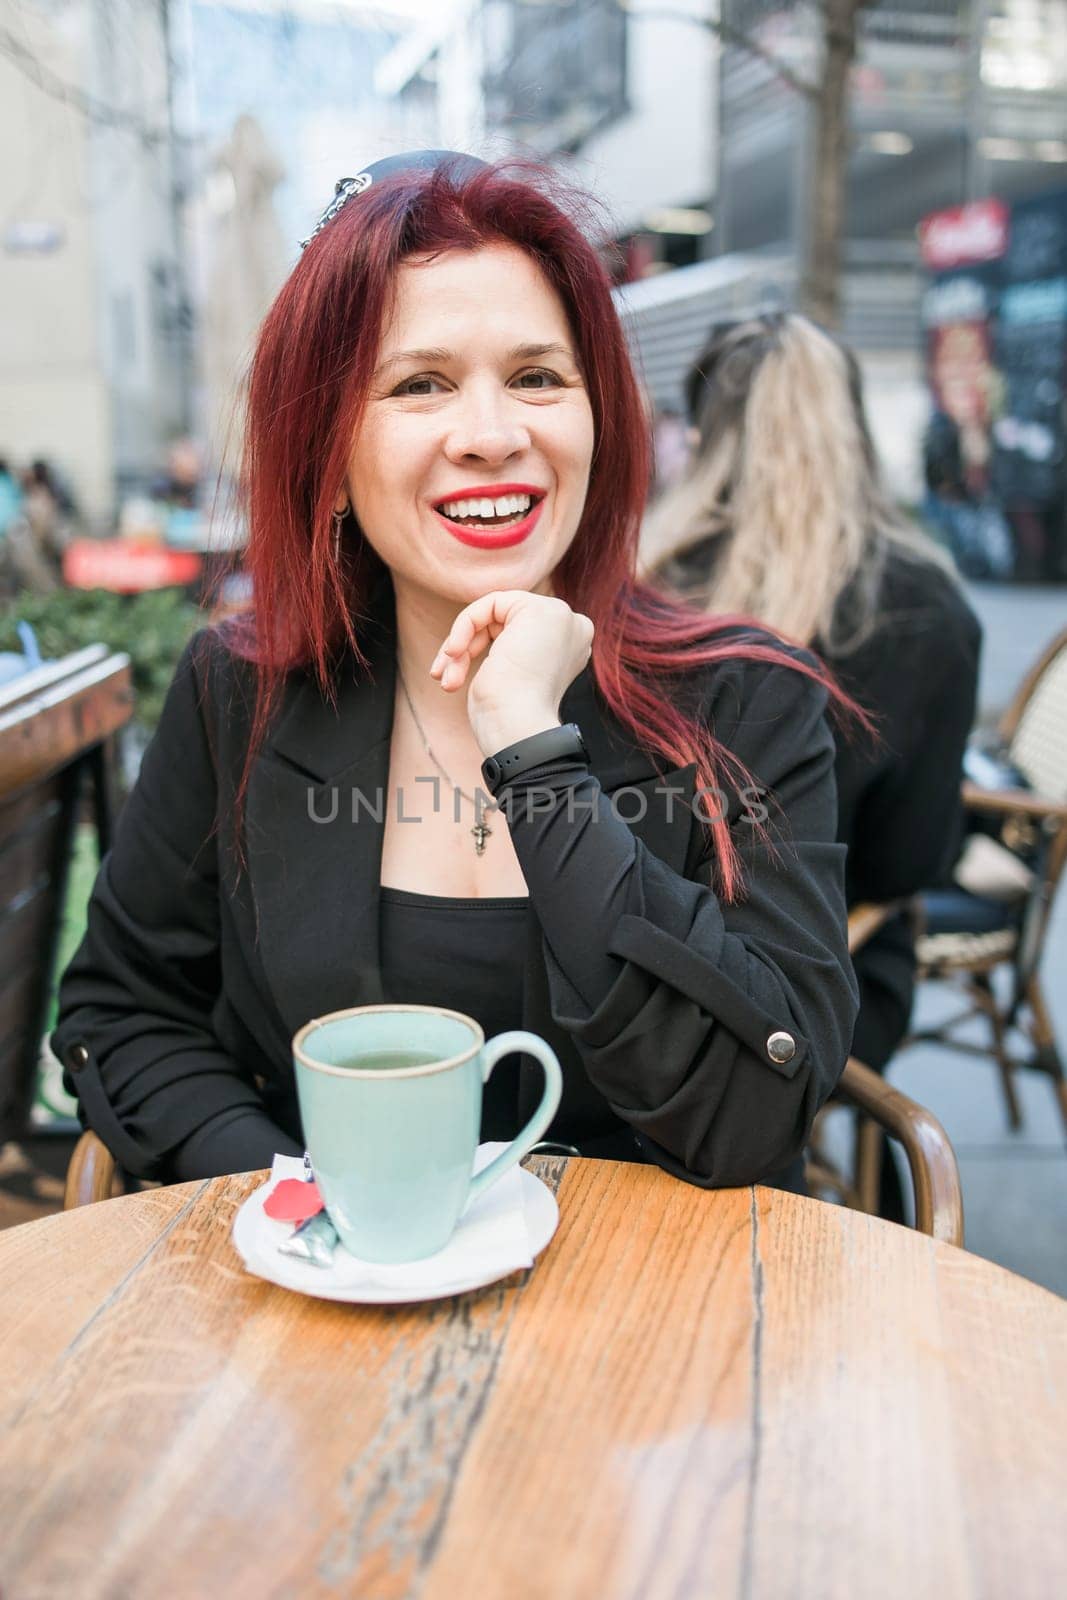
top-left (481, 722), bottom-right (589, 794)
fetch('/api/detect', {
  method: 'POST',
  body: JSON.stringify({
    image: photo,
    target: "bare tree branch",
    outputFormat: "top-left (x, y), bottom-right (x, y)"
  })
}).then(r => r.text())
top-left (0, 23), bottom-right (181, 148)
top-left (621, 4), bottom-right (817, 99)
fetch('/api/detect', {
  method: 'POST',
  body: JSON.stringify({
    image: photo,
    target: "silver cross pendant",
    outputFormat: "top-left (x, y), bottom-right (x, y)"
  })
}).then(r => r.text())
top-left (471, 820), bottom-right (492, 856)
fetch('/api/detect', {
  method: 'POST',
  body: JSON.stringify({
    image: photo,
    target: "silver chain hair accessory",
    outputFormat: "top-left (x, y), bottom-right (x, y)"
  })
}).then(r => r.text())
top-left (299, 175), bottom-right (373, 250)
top-left (298, 151), bottom-right (489, 251)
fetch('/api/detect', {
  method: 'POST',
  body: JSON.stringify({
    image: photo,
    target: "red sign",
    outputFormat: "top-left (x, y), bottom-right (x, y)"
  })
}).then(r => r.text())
top-left (63, 539), bottom-right (202, 593)
top-left (919, 199), bottom-right (1009, 271)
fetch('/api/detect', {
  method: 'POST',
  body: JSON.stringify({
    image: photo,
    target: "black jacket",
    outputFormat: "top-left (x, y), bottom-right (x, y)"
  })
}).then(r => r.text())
top-left (829, 554), bottom-right (982, 1070)
top-left (54, 581), bottom-right (858, 1191)
top-left (829, 554), bottom-right (981, 907)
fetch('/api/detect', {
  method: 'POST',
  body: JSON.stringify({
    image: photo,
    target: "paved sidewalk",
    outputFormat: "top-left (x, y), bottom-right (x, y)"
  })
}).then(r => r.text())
top-left (968, 581), bottom-right (1067, 723)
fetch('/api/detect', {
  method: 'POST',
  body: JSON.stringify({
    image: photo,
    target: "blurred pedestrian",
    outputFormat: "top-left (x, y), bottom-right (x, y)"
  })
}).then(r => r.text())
top-left (644, 312), bottom-right (983, 1220)
top-left (24, 458), bottom-right (77, 518)
top-left (650, 404), bottom-right (690, 497)
top-left (19, 458), bottom-right (74, 584)
top-left (920, 410), bottom-right (1013, 580)
top-left (0, 457), bottom-right (23, 537)
top-left (0, 456), bottom-right (62, 595)
top-left (150, 437), bottom-right (203, 511)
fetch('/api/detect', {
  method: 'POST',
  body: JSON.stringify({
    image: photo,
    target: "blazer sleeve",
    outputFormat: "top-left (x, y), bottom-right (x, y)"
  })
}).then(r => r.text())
top-left (506, 662), bottom-right (858, 1187)
top-left (51, 634), bottom-right (287, 1180)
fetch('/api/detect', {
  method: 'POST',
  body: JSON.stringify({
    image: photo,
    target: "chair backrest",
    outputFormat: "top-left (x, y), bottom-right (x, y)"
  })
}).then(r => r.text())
top-left (0, 647), bottom-right (132, 1141)
top-left (1004, 628), bottom-right (1067, 802)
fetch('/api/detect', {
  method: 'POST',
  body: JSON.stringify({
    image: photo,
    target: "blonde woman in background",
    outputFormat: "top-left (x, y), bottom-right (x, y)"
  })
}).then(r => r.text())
top-left (645, 313), bottom-right (982, 1220)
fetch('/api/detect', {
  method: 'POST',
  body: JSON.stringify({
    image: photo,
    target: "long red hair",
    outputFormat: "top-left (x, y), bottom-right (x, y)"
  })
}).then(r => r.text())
top-left (228, 157), bottom-right (850, 900)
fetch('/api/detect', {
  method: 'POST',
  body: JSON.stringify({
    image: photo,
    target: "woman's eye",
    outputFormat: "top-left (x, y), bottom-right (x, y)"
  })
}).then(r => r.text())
top-left (394, 374), bottom-right (444, 397)
top-left (515, 368), bottom-right (562, 390)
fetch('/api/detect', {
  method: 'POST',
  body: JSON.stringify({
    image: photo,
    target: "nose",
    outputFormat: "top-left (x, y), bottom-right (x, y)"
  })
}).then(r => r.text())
top-left (443, 383), bottom-right (531, 468)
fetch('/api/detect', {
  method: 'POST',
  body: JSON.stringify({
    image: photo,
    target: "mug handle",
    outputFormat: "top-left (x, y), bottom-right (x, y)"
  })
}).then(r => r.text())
top-left (465, 1031), bottom-right (563, 1206)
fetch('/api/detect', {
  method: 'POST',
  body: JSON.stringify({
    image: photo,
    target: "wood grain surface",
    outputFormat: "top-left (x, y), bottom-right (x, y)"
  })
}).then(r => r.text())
top-left (2, 1158), bottom-right (1065, 1600)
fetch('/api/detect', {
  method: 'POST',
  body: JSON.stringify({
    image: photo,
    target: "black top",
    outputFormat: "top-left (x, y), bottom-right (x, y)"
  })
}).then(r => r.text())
top-left (54, 574), bottom-right (857, 1196)
top-left (378, 886), bottom-right (528, 1142)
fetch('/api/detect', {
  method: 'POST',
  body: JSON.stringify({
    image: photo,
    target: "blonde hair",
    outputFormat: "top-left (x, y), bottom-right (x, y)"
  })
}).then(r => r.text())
top-left (643, 314), bottom-right (952, 655)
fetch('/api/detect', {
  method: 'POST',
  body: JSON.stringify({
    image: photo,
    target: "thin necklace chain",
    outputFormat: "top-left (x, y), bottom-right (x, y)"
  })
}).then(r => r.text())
top-left (396, 666), bottom-right (497, 814)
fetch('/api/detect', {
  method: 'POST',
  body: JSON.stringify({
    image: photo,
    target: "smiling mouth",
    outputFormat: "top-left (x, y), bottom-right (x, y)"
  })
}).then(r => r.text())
top-left (434, 491), bottom-right (542, 530)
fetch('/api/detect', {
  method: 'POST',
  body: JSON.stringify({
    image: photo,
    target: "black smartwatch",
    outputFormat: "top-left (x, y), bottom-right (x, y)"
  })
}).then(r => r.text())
top-left (481, 722), bottom-right (590, 795)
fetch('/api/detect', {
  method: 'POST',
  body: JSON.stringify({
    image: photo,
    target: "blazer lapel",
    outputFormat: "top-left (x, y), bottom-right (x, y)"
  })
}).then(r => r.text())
top-left (246, 585), bottom-right (398, 1037)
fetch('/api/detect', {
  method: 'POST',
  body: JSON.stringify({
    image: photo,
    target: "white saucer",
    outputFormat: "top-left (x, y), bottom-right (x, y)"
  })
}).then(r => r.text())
top-left (231, 1165), bottom-right (559, 1304)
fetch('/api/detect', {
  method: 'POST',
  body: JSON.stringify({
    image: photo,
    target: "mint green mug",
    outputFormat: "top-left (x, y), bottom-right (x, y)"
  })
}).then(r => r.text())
top-left (292, 1004), bottom-right (563, 1263)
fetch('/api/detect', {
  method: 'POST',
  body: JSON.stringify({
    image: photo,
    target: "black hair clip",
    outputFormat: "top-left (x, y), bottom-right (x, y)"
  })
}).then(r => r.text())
top-left (298, 150), bottom-right (489, 250)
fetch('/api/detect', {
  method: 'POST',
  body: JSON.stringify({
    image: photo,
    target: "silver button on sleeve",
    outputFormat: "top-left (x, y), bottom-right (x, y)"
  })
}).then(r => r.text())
top-left (766, 1030), bottom-right (796, 1065)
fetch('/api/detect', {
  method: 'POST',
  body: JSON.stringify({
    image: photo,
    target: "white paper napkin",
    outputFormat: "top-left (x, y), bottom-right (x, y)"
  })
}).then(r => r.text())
top-left (250, 1142), bottom-right (534, 1295)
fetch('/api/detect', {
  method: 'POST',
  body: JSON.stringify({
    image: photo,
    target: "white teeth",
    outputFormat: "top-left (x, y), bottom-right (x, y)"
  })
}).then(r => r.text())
top-left (439, 492), bottom-right (536, 519)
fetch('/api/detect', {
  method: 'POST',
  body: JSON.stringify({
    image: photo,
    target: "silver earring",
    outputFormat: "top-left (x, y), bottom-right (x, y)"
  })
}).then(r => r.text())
top-left (332, 508), bottom-right (345, 560)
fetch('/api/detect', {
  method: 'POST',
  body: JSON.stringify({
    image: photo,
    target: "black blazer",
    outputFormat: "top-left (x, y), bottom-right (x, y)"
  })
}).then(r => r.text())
top-left (54, 581), bottom-right (858, 1192)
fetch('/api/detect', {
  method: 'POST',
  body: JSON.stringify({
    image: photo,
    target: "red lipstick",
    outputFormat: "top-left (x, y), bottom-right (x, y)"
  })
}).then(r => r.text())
top-left (432, 484), bottom-right (547, 550)
top-left (434, 481), bottom-right (545, 507)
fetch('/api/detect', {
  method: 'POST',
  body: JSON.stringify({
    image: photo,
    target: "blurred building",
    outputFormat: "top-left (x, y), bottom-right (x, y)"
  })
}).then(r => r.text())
top-left (377, 0), bottom-right (717, 277)
top-left (182, 0), bottom-right (409, 260)
top-left (178, 0), bottom-right (416, 473)
top-left (626, 0), bottom-right (1067, 500)
top-left (1, 0), bottom-right (419, 523)
top-left (717, 0), bottom-right (1067, 327)
top-left (0, 0), bottom-right (187, 525)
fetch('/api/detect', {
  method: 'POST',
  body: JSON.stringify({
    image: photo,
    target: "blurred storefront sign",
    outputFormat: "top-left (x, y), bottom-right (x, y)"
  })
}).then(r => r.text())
top-left (63, 540), bottom-right (203, 594)
top-left (920, 199), bottom-right (1009, 272)
top-left (921, 187), bottom-right (1067, 582)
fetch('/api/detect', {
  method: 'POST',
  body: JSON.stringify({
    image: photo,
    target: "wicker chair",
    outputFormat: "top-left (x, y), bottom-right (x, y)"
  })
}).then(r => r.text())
top-left (805, 904), bottom-right (964, 1244)
top-left (906, 626), bottom-right (1067, 1136)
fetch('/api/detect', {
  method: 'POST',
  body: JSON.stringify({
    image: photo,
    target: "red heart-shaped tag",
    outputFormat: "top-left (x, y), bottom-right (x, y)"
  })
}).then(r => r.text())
top-left (263, 1177), bottom-right (324, 1223)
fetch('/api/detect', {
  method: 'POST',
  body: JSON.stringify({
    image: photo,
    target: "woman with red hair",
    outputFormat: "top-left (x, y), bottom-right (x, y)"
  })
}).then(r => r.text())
top-left (55, 153), bottom-right (857, 1195)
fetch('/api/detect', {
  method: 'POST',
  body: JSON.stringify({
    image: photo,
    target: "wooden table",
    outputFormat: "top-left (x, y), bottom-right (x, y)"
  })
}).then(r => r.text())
top-left (3, 1159), bottom-right (1066, 1599)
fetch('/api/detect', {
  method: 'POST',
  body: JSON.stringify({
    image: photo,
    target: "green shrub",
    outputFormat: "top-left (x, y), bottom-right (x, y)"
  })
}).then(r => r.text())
top-left (0, 587), bottom-right (201, 730)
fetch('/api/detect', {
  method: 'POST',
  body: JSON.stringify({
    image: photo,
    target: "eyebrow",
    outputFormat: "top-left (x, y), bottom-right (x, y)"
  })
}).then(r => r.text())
top-left (373, 341), bottom-right (576, 376)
